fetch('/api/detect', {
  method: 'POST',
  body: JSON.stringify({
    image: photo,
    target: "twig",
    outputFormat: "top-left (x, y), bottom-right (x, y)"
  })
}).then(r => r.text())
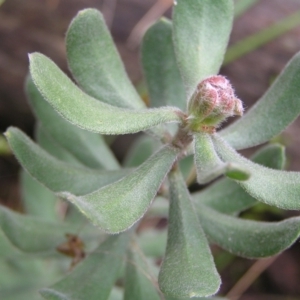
top-left (127, 0), bottom-right (173, 49)
top-left (226, 255), bottom-right (279, 300)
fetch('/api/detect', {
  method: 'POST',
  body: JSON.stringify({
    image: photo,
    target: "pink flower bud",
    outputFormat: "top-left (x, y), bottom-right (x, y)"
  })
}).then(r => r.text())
top-left (187, 75), bottom-right (243, 132)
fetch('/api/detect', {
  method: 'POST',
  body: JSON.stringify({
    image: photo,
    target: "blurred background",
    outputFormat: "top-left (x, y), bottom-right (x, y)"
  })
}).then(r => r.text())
top-left (1, 0), bottom-right (300, 299)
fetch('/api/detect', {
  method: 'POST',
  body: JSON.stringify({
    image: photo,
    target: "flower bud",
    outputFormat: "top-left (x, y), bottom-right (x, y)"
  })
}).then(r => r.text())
top-left (187, 75), bottom-right (243, 132)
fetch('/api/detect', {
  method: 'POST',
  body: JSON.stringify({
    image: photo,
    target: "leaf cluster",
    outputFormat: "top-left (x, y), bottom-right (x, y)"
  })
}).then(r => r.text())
top-left (2, 1), bottom-right (300, 299)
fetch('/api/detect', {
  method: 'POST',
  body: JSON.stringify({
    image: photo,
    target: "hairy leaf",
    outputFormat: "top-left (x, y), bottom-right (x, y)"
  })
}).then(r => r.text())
top-left (29, 53), bottom-right (183, 135)
top-left (173, 0), bottom-right (234, 98)
top-left (142, 18), bottom-right (186, 110)
top-left (159, 169), bottom-right (220, 298)
top-left (213, 134), bottom-right (300, 210)
top-left (192, 143), bottom-right (286, 214)
top-left (66, 8), bottom-right (144, 109)
top-left (198, 204), bottom-right (300, 258)
top-left (194, 133), bottom-right (249, 184)
top-left (6, 127), bottom-right (128, 196)
top-left (40, 234), bottom-right (128, 300)
top-left (221, 51), bottom-right (300, 149)
top-left (27, 76), bottom-right (119, 170)
top-left (60, 145), bottom-right (179, 233)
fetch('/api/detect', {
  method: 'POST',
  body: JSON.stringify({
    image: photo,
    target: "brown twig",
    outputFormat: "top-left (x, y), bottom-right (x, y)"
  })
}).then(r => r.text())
top-left (226, 255), bottom-right (279, 300)
top-left (127, 0), bottom-right (173, 49)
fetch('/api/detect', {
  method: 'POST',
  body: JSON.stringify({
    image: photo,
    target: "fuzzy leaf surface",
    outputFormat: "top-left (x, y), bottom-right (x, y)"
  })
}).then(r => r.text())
top-left (173, 0), bottom-right (234, 98)
top-left (27, 76), bottom-right (119, 169)
top-left (193, 143), bottom-right (286, 214)
top-left (221, 52), bottom-right (300, 149)
top-left (194, 133), bottom-right (225, 184)
top-left (194, 133), bottom-right (249, 184)
top-left (213, 134), bottom-right (300, 210)
top-left (198, 204), bottom-right (300, 258)
top-left (0, 205), bottom-right (72, 255)
top-left (159, 169), bottom-right (220, 298)
top-left (124, 247), bottom-right (161, 300)
top-left (66, 8), bottom-right (144, 109)
top-left (6, 127), bottom-right (128, 196)
top-left (40, 234), bottom-right (128, 300)
top-left (60, 145), bottom-right (179, 233)
top-left (29, 53), bottom-right (183, 135)
top-left (142, 18), bottom-right (186, 110)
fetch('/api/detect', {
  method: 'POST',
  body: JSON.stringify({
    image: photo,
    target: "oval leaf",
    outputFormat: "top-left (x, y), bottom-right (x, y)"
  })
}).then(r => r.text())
top-left (159, 168), bottom-right (220, 298)
top-left (27, 76), bottom-right (119, 170)
top-left (192, 143), bottom-right (286, 214)
top-left (198, 204), bottom-right (300, 258)
top-left (60, 145), bottom-right (179, 233)
top-left (66, 9), bottom-right (144, 109)
top-left (5, 127), bottom-right (128, 196)
top-left (173, 0), bottom-right (234, 98)
top-left (0, 204), bottom-right (72, 255)
top-left (141, 18), bottom-right (186, 110)
top-left (220, 51), bottom-right (300, 149)
top-left (212, 134), bottom-right (300, 210)
top-left (40, 234), bottom-right (128, 300)
top-left (29, 53), bottom-right (183, 135)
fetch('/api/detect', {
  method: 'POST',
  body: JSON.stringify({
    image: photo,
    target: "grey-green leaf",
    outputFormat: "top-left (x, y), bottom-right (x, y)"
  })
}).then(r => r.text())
top-left (27, 76), bottom-right (119, 170)
top-left (220, 51), bottom-right (300, 149)
top-left (173, 0), bottom-right (234, 98)
top-left (0, 204), bottom-right (72, 255)
top-left (40, 234), bottom-right (128, 300)
top-left (66, 8), bottom-right (144, 109)
top-left (141, 18), bottom-right (186, 110)
top-left (21, 170), bottom-right (58, 221)
top-left (60, 145), bottom-right (179, 233)
top-left (192, 143), bottom-right (286, 215)
top-left (159, 168), bottom-right (220, 298)
top-left (194, 133), bottom-right (249, 184)
top-left (29, 53), bottom-right (183, 135)
top-left (198, 204), bottom-right (300, 258)
top-left (124, 246), bottom-right (161, 300)
top-left (212, 134), bottom-right (300, 210)
top-left (6, 127), bottom-right (128, 196)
